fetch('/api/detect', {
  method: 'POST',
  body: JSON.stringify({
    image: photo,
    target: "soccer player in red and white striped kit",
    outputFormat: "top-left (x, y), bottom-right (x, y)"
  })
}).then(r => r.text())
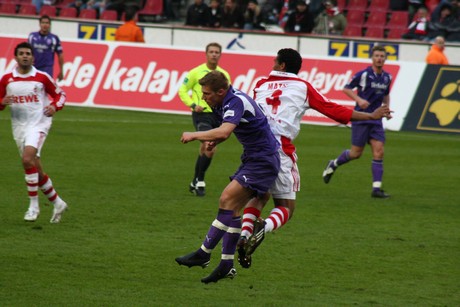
top-left (0, 42), bottom-right (68, 223)
top-left (237, 48), bottom-right (392, 268)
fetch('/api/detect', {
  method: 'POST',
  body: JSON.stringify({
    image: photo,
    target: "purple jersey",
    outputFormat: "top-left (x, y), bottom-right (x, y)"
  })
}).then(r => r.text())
top-left (28, 31), bottom-right (63, 77)
top-left (344, 66), bottom-right (392, 125)
top-left (213, 86), bottom-right (279, 157)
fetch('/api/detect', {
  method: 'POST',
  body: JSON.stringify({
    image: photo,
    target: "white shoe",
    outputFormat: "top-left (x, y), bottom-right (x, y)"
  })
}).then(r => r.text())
top-left (24, 209), bottom-right (40, 222)
top-left (50, 201), bottom-right (68, 223)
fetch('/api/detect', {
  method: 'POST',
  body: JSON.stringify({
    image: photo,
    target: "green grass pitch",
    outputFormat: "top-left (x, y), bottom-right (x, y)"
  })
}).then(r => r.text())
top-left (0, 106), bottom-right (459, 306)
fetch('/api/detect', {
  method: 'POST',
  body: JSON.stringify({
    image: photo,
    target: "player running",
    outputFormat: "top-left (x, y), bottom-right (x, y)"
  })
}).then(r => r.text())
top-left (0, 42), bottom-right (68, 223)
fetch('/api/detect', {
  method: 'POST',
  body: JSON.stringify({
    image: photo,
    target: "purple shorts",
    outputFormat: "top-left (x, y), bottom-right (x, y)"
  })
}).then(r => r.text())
top-left (351, 122), bottom-right (385, 147)
top-left (230, 152), bottom-right (280, 198)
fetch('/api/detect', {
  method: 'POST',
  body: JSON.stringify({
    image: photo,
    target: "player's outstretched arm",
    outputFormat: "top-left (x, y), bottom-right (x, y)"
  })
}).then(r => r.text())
top-left (351, 104), bottom-right (392, 121)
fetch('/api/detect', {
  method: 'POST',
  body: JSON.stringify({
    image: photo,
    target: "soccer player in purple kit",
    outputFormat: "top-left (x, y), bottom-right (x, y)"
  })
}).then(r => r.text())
top-left (323, 45), bottom-right (393, 198)
top-left (28, 15), bottom-right (64, 81)
top-left (175, 70), bottom-right (280, 284)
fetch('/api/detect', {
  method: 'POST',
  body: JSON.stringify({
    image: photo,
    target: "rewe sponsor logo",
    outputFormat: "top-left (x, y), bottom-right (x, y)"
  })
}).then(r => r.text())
top-left (12, 95), bottom-right (39, 103)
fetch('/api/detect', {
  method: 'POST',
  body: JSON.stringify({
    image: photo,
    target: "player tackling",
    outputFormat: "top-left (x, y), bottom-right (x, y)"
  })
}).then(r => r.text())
top-left (237, 48), bottom-right (392, 268)
top-left (0, 42), bottom-right (68, 223)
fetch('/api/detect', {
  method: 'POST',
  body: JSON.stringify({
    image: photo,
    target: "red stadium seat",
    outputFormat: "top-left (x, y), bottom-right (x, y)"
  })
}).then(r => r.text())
top-left (18, 3), bottom-right (37, 16)
top-left (79, 8), bottom-right (97, 19)
top-left (346, 0), bottom-right (368, 13)
top-left (365, 26), bottom-right (385, 38)
top-left (138, 0), bottom-right (163, 21)
top-left (364, 11), bottom-right (387, 28)
top-left (343, 25), bottom-right (363, 37)
top-left (55, 0), bottom-right (75, 9)
top-left (99, 9), bottom-right (117, 21)
top-left (367, 0), bottom-right (389, 13)
top-left (386, 27), bottom-right (407, 39)
top-left (425, 0), bottom-right (440, 13)
top-left (346, 10), bottom-right (365, 26)
top-left (386, 11), bottom-right (409, 29)
top-left (0, 3), bottom-right (17, 14)
top-left (336, 0), bottom-right (346, 11)
top-left (40, 5), bottom-right (56, 16)
top-left (59, 6), bottom-right (77, 18)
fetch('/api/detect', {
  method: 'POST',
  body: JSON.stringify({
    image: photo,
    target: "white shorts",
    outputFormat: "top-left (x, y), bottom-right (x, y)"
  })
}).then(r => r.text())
top-left (269, 148), bottom-right (300, 200)
top-left (13, 126), bottom-right (47, 157)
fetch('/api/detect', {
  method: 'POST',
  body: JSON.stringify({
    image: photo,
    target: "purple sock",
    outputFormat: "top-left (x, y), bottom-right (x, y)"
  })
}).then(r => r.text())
top-left (336, 149), bottom-right (350, 166)
top-left (372, 159), bottom-right (383, 191)
top-left (220, 216), bottom-right (241, 268)
top-left (200, 209), bottom-right (233, 254)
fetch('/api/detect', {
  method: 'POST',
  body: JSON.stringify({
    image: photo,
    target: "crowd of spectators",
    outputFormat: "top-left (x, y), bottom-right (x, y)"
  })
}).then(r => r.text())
top-left (178, 0), bottom-right (460, 42)
top-left (23, 0), bottom-right (460, 43)
top-left (400, 0), bottom-right (460, 42)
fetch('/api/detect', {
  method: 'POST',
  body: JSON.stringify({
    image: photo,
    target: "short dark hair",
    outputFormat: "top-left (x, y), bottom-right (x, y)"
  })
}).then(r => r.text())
top-left (206, 42), bottom-right (222, 53)
top-left (277, 48), bottom-right (302, 74)
top-left (15, 42), bottom-right (33, 56)
top-left (39, 15), bottom-right (51, 23)
top-left (125, 7), bottom-right (138, 21)
top-left (199, 70), bottom-right (229, 92)
top-left (371, 45), bottom-right (387, 56)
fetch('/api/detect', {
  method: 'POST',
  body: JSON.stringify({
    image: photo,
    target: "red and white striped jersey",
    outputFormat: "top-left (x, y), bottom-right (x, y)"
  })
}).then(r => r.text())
top-left (253, 70), bottom-right (353, 142)
top-left (0, 66), bottom-right (66, 131)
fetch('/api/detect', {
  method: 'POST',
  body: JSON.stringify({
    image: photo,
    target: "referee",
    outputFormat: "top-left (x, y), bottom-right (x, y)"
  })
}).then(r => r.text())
top-left (178, 42), bottom-right (231, 196)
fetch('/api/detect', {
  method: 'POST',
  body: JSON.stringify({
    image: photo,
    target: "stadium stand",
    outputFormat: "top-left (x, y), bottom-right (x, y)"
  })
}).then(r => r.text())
top-left (39, 5), bottom-right (56, 16)
top-left (386, 27), bottom-right (407, 39)
top-left (343, 24), bottom-right (363, 37)
top-left (138, 0), bottom-right (163, 22)
top-left (425, 0), bottom-right (440, 13)
top-left (367, 0), bottom-right (389, 13)
top-left (18, 3), bottom-right (37, 15)
top-left (59, 6), bottom-right (78, 18)
top-left (0, 2), bottom-right (17, 14)
top-left (336, 0), bottom-right (346, 12)
top-left (345, 10), bottom-right (365, 26)
top-left (79, 8), bottom-right (97, 19)
top-left (99, 9), bottom-right (118, 21)
top-left (365, 26), bottom-right (385, 38)
top-left (345, 0), bottom-right (368, 12)
top-left (55, 0), bottom-right (75, 9)
top-left (364, 11), bottom-right (387, 29)
top-left (386, 11), bottom-right (409, 29)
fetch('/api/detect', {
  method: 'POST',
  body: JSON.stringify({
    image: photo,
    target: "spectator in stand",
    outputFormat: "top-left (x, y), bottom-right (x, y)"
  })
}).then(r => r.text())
top-left (33, 0), bottom-right (56, 14)
top-left (260, 0), bottom-right (284, 25)
top-left (67, 0), bottom-right (86, 15)
top-left (284, 0), bottom-right (314, 33)
top-left (185, 0), bottom-right (210, 27)
top-left (115, 6), bottom-right (145, 42)
top-left (106, 0), bottom-right (142, 20)
top-left (243, 0), bottom-right (266, 30)
top-left (209, 0), bottom-right (223, 28)
top-left (402, 6), bottom-right (429, 40)
top-left (85, 0), bottom-right (107, 18)
top-left (426, 36), bottom-right (450, 64)
top-left (312, 0), bottom-right (346, 35)
top-left (408, 0), bottom-right (425, 22)
top-left (222, 0), bottom-right (245, 29)
top-left (427, 3), bottom-right (454, 40)
top-left (446, 0), bottom-right (460, 41)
